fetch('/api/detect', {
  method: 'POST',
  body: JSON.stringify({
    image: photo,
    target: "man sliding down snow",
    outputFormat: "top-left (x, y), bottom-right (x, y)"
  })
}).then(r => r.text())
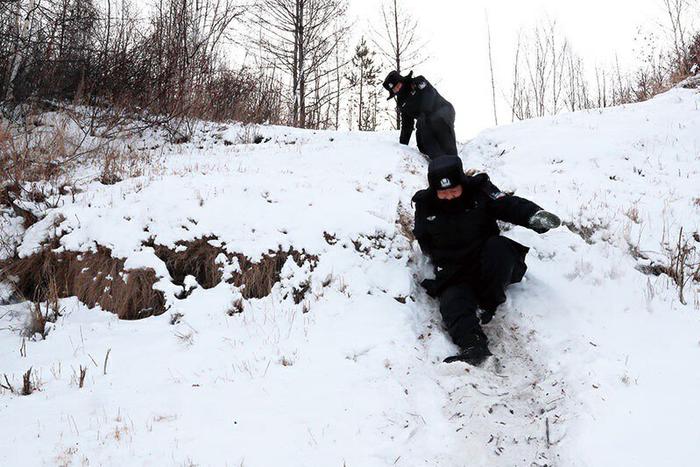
top-left (412, 156), bottom-right (561, 365)
top-left (383, 70), bottom-right (457, 160)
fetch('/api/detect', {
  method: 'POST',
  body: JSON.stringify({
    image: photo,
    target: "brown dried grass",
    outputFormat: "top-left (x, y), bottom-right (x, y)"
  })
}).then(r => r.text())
top-left (1, 243), bottom-right (165, 320)
top-left (396, 204), bottom-right (415, 243)
top-left (2, 235), bottom-right (318, 323)
top-left (0, 124), bottom-right (70, 186)
top-left (22, 368), bottom-right (34, 396)
top-left (99, 146), bottom-right (152, 185)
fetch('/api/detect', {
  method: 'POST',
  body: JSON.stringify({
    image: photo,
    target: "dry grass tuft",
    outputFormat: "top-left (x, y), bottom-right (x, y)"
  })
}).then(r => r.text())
top-left (0, 124), bottom-right (70, 187)
top-left (25, 294), bottom-right (61, 339)
top-left (99, 146), bottom-right (151, 185)
top-left (563, 221), bottom-right (600, 244)
top-left (635, 227), bottom-right (700, 305)
top-left (22, 368), bottom-right (34, 396)
top-left (396, 204), bottom-right (415, 242)
top-left (227, 297), bottom-right (244, 316)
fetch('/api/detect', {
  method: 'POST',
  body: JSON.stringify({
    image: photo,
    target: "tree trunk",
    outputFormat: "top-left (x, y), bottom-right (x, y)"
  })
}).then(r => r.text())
top-left (358, 68), bottom-right (363, 130)
top-left (486, 11), bottom-right (498, 126)
top-left (298, 0), bottom-right (306, 128)
top-left (393, 0), bottom-right (401, 129)
top-left (6, 0), bottom-right (36, 102)
top-left (292, 0), bottom-right (300, 126)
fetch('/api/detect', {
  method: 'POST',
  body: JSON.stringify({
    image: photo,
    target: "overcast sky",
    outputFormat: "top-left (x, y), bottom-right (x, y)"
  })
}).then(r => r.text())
top-left (349, 0), bottom-right (675, 138)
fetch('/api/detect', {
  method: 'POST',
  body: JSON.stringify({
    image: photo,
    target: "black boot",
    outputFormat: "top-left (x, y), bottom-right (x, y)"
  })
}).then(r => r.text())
top-left (443, 334), bottom-right (492, 366)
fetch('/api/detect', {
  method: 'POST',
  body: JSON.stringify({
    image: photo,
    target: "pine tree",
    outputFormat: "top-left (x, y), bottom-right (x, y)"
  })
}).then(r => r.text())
top-left (346, 37), bottom-right (381, 131)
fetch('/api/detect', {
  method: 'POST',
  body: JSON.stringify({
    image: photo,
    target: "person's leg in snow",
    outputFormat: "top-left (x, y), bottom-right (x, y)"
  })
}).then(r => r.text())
top-left (416, 116), bottom-right (444, 159)
top-left (477, 236), bottom-right (525, 324)
top-left (432, 104), bottom-right (458, 156)
top-left (416, 105), bottom-right (458, 160)
top-left (439, 283), bottom-right (493, 366)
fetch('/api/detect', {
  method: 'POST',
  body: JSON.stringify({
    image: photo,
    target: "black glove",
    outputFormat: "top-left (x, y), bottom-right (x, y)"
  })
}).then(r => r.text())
top-left (528, 210), bottom-right (561, 234)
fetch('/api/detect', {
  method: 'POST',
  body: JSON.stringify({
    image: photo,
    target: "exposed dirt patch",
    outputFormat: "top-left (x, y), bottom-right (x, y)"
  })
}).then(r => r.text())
top-left (636, 263), bottom-right (670, 277)
top-left (563, 221), bottom-right (600, 244)
top-left (147, 236), bottom-right (318, 301)
top-left (1, 242), bottom-right (165, 320)
top-left (352, 233), bottom-right (390, 256)
top-left (230, 248), bottom-right (318, 300)
top-left (149, 236), bottom-right (224, 289)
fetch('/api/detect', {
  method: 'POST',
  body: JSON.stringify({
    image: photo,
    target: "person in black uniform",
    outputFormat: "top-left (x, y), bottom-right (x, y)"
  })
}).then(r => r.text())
top-left (412, 156), bottom-right (561, 365)
top-left (383, 70), bottom-right (457, 159)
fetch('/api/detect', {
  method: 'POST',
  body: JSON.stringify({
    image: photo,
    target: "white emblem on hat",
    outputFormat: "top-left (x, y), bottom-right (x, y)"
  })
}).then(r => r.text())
top-left (440, 178), bottom-right (452, 188)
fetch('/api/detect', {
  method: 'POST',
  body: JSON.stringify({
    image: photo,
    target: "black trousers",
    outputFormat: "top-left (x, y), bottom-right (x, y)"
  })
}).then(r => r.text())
top-left (438, 236), bottom-right (525, 349)
top-left (416, 104), bottom-right (457, 159)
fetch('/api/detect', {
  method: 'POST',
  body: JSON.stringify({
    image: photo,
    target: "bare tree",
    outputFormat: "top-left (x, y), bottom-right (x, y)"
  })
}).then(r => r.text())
top-left (4, 0), bottom-right (36, 101)
top-left (251, 0), bottom-right (350, 129)
top-left (563, 52), bottom-right (591, 112)
top-left (662, 0), bottom-right (693, 76)
top-left (547, 20), bottom-right (569, 114)
top-left (372, 0), bottom-right (426, 129)
top-left (485, 11), bottom-right (498, 126)
top-left (510, 31), bottom-right (525, 121)
top-left (510, 20), bottom-right (593, 120)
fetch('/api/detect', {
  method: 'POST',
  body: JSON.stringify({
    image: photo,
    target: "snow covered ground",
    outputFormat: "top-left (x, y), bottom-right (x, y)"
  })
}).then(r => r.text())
top-left (1, 88), bottom-right (699, 466)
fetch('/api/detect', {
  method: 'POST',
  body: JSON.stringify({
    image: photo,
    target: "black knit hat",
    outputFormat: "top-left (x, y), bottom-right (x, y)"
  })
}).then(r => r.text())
top-left (428, 156), bottom-right (464, 191)
top-left (383, 70), bottom-right (413, 100)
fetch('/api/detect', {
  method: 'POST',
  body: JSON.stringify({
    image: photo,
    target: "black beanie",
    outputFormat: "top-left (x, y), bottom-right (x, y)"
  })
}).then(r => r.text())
top-left (428, 156), bottom-right (464, 191)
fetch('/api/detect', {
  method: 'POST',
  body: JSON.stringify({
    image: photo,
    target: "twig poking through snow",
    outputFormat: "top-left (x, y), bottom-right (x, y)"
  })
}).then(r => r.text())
top-left (103, 348), bottom-right (111, 375)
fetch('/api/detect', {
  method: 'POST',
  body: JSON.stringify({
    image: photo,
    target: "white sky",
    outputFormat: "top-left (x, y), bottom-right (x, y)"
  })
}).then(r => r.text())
top-left (349, 0), bottom-right (671, 138)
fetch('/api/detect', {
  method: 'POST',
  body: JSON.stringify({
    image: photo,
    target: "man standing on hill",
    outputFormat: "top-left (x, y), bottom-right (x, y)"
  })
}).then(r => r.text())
top-left (383, 70), bottom-right (457, 159)
top-left (412, 156), bottom-right (561, 365)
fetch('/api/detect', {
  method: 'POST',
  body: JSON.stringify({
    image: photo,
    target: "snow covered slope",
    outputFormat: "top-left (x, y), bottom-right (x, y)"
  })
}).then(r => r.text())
top-left (462, 88), bottom-right (700, 467)
top-left (1, 88), bottom-right (699, 467)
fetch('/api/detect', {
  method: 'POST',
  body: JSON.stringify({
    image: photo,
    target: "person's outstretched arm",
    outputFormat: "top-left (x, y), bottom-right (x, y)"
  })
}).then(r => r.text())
top-left (478, 174), bottom-right (560, 232)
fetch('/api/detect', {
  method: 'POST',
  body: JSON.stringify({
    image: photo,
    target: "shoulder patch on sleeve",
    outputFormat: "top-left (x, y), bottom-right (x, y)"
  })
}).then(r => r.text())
top-left (487, 189), bottom-right (507, 200)
top-left (417, 79), bottom-right (427, 90)
top-left (476, 174), bottom-right (507, 200)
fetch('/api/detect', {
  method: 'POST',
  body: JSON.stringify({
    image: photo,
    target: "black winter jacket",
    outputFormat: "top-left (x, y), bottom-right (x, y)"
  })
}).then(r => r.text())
top-left (397, 75), bottom-right (453, 145)
top-left (412, 173), bottom-right (542, 296)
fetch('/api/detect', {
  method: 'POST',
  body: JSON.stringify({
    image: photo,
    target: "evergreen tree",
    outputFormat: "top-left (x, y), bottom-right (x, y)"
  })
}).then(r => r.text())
top-left (346, 37), bottom-right (381, 131)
